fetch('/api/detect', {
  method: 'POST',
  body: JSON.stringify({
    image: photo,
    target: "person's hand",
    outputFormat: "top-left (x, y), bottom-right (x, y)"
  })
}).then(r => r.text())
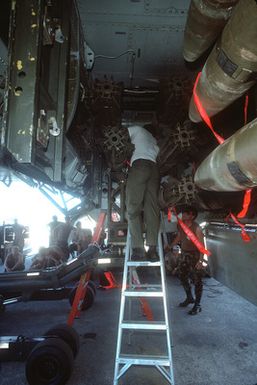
top-left (171, 267), bottom-right (178, 276)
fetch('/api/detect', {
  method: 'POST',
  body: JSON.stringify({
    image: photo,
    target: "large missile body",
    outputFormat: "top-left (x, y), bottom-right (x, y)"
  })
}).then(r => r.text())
top-left (194, 117), bottom-right (257, 191)
top-left (189, 0), bottom-right (257, 123)
top-left (183, 0), bottom-right (238, 62)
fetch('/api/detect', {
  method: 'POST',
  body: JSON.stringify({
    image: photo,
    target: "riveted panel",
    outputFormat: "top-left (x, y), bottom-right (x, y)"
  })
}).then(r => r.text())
top-left (206, 222), bottom-right (257, 306)
top-left (77, 0), bottom-right (190, 87)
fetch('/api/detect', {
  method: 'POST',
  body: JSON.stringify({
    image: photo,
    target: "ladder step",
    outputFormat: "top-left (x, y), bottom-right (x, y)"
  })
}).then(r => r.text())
top-left (121, 321), bottom-right (167, 330)
top-left (131, 284), bottom-right (162, 290)
top-left (118, 354), bottom-right (170, 366)
top-left (129, 283), bottom-right (162, 291)
top-left (127, 261), bottom-right (161, 267)
top-left (124, 290), bottom-right (163, 297)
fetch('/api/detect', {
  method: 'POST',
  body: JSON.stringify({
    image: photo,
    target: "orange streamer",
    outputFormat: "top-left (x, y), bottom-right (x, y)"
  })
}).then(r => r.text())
top-left (237, 189), bottom-right (252, 219)
top-left (167, 208), bottom-right (172, 222)
top-left (193, 72), bottom-right (225, 145)
top-left (230, 213), bottom-right (251, 243)
top-left (177, 217), bottom-right (211, 256)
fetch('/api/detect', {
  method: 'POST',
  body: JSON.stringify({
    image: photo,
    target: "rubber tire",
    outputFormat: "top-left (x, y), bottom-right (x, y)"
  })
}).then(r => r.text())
top-left (44, 324), bottom-right (80, 357)
top-left (25, 338), bottom-right (73, 385)
top-left (73, 280), bottom-right (97, 295)
top-left (69, 284), bottom-right (95, 311)
top-left (0, 295), bottom-right (5, 313)
top-left (87, 280), bottom-right (97, 295)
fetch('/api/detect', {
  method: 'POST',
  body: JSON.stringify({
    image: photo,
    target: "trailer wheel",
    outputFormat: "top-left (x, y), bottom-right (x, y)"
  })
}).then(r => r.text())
top-left (69, 284), bottom-right (95, 311)
top-left (87, 280), bottom-right (97, 295)
top-left (26, 338), bottom-right (73, 385)
top-left (73, 280), bottom-right (97, 295)
top-left (0, 295), bottom-right (5, 314)
top-left (44, 324), bottom-right (80, 357)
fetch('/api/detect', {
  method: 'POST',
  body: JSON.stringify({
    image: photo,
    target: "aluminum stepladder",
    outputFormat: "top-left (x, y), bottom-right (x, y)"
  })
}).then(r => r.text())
top-left (113, 230), bottom-right (175, 385)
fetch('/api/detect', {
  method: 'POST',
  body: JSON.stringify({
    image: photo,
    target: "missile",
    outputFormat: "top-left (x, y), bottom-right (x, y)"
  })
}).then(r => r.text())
top-left (189, 0), bottom-right (257, 123)
top-left (194, 117), bottom-right (257, 191)
top-left (183, 0), bottom-right (238, 62)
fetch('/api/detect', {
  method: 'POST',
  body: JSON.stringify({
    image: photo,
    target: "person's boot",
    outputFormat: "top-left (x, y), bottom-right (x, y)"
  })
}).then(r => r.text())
top-left (146, 246), bottom-right (159, 262)
top-left (188, 303), bottom-right (202, 315)
top-left (131, 247), bottom-right (145, 261)
top-left (179, 289), bottom-right (195, 307)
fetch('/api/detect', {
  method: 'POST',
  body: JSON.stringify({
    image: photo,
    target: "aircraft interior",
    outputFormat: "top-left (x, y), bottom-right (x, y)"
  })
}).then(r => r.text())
top-left (0, 0), bottom-right (257, 305)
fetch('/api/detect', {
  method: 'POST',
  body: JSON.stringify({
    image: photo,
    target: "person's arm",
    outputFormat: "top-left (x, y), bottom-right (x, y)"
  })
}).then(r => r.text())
top-left (12, 252), bottom-right (24, 271)
top-left (165, 232), bottom-right (181, 252)
top-left (4, 255), bottom-right (11, 272)
top-left (195, 225), bottom-right (205, 269)
top-left (69, 228), bottom-right (77, 243)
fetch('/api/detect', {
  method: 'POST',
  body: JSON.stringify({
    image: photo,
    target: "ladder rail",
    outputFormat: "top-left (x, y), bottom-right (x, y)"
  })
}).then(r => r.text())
top-left (113, 234), bottom-right (130, 385)
top-left (158, 231), bottom-right (175, 385)
top-left (113, 229), bottom-right (175, 385)
top-left (128, 249), bottom-right (133, 345)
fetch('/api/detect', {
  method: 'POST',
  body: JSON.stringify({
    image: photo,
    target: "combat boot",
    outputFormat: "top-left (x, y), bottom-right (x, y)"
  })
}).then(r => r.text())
top-left (131, 247), bottom-right (145, 261)
top-left (188, 303), bottom-right (202, 315)
top-left (179, 289), bottom-right (195, 307)
top-left (145, 246), bottom-right (159, 262)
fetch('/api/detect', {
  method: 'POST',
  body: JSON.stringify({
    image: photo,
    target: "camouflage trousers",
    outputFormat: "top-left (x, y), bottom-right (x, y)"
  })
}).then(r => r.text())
top-left (177, 251), bottom-right (203, 305)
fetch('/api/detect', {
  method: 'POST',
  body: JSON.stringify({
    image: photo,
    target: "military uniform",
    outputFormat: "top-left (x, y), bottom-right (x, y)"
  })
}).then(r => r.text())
top-left (126, 125), bottom-right (160, 258)
top-left (177, 221), bottom-right (203, 308)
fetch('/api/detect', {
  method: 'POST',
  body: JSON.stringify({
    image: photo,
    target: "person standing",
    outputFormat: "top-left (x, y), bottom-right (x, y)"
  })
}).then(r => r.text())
top-left (4, 246), bottom-right (25, 272)
top-left (78, 228), bottom-right (93, 253)
top-left (70, 221), bottom-right (84, 244)
top-left (168, 206), bottom-right (204, 315)
top-left (70, 222), bottom-right (92, 254)
top-left (12, 219), bottom-right (26, 252)
top-left (48, 215), bottom-right (61, 246)
top-left (54, 216), bottom-right (74, 260)
top-left (126, 124), bottom-right (160, 260)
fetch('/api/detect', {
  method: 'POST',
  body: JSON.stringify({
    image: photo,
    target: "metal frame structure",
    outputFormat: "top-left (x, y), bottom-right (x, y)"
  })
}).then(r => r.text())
top-left (1, 0), bottom-right (88, 190)
top-left (0, 245), bottom-right (98, 308)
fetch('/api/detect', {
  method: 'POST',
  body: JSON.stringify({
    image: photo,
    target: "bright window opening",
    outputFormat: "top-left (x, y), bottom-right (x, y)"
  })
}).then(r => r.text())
top-left (0, 180), bottom-right (96, 253)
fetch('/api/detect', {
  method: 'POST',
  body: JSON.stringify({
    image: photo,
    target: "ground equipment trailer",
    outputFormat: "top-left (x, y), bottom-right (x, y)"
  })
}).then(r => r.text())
top-left (0, 245), bottom-right (99, 312)
top-left (0, 323), bottom-right (79, 385)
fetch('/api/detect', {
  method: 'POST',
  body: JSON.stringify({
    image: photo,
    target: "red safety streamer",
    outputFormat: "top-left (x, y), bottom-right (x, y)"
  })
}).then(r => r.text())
top-left (177, 217), bottom-right (211, 256)
top-left (229, 213), bottom-right (251, 242)
top-left (193, 72), bottom-right (225, 145)
top-left (167, 207), bottom-right (172, 222)
top-left (237, 95), bottom-right (252, 218)
top-left (171, 208), bottom-right (211, 256)
top-left (102, 271), bottom-right (119, 289)
top-left (237, 189), bottom-right (252, 219)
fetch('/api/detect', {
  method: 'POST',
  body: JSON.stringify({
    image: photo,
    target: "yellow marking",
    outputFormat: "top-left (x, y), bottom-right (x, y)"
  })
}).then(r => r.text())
top-left (16, 60), bottom-right (23, 70)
